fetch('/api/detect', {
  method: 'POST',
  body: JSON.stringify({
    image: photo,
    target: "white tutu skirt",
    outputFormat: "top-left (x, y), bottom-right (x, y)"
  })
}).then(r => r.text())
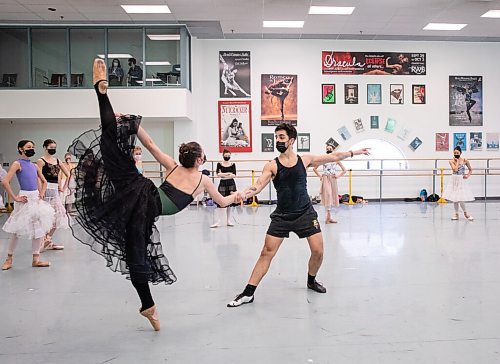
top-left (443, 174), bottom-right (475, 202)
top-left (60, 177), bottom-right (76, 204)
top-left (2, 190), bottom-right (55, 239)
top-left (45, 183), bottom-right (69, 230)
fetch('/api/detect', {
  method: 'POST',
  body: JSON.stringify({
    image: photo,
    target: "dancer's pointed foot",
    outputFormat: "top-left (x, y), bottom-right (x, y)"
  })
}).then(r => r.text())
top-left (140, 305), bottom-right (160, 331)
top-left (2, 255), bottom-right (13, 270)
top-left (93, 59), bottom-right (108, 94)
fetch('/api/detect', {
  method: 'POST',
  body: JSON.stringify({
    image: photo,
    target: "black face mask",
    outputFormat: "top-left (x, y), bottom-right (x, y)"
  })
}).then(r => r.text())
top-left (24, 149), bottom-right (35, 157)
top-left (203, 155), bottom-right (207, 163)
top-left (48, 149), bottom-right (56, 155)
top-left (326, 150), bottom-right (333, 154)
top-left (276, 141), bottom-right (288, 153)
top-left (128, 62), bottom-right (133, 67)
top-left (223, 156), bottom-right (231, 161)
top-left (454, 154), bottom-right (460, 159)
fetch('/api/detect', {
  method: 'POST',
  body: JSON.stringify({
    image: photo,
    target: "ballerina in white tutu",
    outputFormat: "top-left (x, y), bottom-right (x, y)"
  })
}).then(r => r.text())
top-left (2, 140), bottom-right (55, 270)
top-left (37, 139), bottom-right (71, 250)
top-left (442, 146), bottom-right (474, 221)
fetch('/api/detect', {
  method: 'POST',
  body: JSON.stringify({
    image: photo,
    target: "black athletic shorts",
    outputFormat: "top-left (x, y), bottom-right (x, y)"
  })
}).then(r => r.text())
top-left (267, 205), bottom-right (321, 239)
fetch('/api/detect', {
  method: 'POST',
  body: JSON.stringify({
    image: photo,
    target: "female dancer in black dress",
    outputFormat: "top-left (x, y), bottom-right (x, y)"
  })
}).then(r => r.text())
top-left (68, 59), bottom-right (239, 331)
top-left (211, 149), bottom-right (237, 228)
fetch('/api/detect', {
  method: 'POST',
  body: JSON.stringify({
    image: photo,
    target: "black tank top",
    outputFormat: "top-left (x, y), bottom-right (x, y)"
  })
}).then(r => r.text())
top-left (41, 158), bottom-right (60, 183)
top-left (272, 155), bottom-right (311, 214)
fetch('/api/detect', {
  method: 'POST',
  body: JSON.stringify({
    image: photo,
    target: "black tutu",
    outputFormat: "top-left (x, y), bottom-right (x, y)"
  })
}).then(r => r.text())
top-left (68, 114), bottom-right (176, 285)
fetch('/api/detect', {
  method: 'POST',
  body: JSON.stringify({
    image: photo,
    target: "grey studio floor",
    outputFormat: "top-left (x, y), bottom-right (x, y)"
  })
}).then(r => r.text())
top-left (1, 202), bottom-right (500, 364)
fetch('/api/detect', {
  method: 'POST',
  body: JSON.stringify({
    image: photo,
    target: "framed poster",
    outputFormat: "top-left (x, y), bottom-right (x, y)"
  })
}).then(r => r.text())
top-left (326, 137), bottom-right (340, 150)
top-left (353, 118), bottom-right (364, 133)
top-left (367, 84), bottom-right (382, 104)
top-left (219, 51), bottom-right (251, 98)
top-left (322, 84), bottom-right (335, 104)
top-left (322, 51), bottom-right (426, 75)
top-left (261, 74), bottom-right (297, 126)
top-left (218, 100), bottom-right (252, 153)
top-left (435, 133), bottom-right (450, 151)
top-left (338, 126), bottom-right (351, 141)
top-left (470, 132), bottom-right (483, 151)
top-left (398, 128), bottom-right (410, 141)
top-left (453, 133), bottom-right (467, 151)
top-left (297, 133), bottom-right (310, 152)
top-left (385, 118), bottom-right (397, 133)
top-left (412, 84), bottom-right (426, 104)
top-left (370, 116), bottom-right (379, 129)
top-left (449, 76), bottom-right (483, 126)
top-left (344, 84), bottom-right (358, 104)
top-left (409, 137), bottom-right (423, 151)
top-left (486, 133), bottom-right (499, 151)
top-left (261, 133), bottom-right (274, 152)
top-left (390, 84), bottom-right (404, 104)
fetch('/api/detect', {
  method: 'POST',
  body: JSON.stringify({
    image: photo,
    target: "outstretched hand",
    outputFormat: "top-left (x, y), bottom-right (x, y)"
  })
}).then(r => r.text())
top-left (354, 148), bottom-right (370, 156)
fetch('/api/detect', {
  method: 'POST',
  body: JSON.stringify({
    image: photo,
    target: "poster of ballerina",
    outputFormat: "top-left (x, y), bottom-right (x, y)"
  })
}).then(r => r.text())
top-left (261, 74), bottom-right (298, 126)
top-left (449, 76), bottom-right (483, 126)
top-left (219, 51), bottom-right (251, 98)
top-left (218, 100), bottom-right (252, 153)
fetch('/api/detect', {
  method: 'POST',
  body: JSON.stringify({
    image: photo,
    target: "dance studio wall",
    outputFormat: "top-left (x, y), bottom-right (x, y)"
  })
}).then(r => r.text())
top-left (189, 38), bottom-right (500, 200)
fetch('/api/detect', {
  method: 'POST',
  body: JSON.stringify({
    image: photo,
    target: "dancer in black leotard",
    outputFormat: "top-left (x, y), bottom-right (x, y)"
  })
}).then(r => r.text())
top-left (68, 59), bottom-right (239, 331)
top-left (227, 123), bottom-right (369, 307)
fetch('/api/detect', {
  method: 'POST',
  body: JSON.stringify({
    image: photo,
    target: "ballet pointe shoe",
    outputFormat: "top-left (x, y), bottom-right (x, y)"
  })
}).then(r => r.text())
top-left (140, 305), bottom-right (160, 331)
top-left (32, 254), bottom-right (50, 268)
top-left (93, 59), bottom-right (108, 93)
top-left (451, 213), bottom-right (459, 221)
top-left (464, 212), bottom-right (474, 221)
top-left (2, 255), bottom-right (13, 271)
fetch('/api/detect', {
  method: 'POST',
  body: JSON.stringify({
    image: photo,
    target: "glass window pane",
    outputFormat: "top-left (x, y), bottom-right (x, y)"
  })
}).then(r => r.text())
top-left (107, 28), bottom-right (143, 87)
top-left (145, 28), bottom-right (180, 87)
top-left (0, 28), bottom-right (28, 88)
top-left (32, 28), bottom-right (68, 88)
top-left (70, 28), bottom-right (104, 88)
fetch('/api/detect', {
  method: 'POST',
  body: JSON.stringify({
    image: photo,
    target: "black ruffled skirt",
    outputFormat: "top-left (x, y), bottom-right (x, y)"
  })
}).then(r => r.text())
top-left (68, 111), bottom-right (176, 285)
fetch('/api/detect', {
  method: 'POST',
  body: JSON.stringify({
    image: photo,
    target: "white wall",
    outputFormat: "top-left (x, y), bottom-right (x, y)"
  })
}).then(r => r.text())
top-left (188, 38), bottom-right (500, 200)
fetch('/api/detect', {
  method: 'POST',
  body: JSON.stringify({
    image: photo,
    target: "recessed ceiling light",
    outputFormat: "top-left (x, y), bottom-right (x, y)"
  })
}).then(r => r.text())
top-left (481, 10), bottom-right (500, 18)
top-left (147, 34), bottom-right (180, 41)
top-left (97, 54), bottom-right (133, 59)
top-left (308, 6), bottom-right (355, 15)
top-left (263, 21), bottom-right (304, 28)
top-left (121, 5), bottom-right (171, 14)
top-left (140, 61), bottom-right (171, 66)
top-left (423, 23), bottom-right (467, 30)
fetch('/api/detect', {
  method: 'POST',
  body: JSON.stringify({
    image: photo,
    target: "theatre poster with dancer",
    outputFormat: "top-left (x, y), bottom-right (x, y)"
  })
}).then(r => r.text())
top-left (219, 51), bottom-right (251, 98)
top-left (218, 100), bottom-right (252, 153)
top-left (449, 76), bottom-right (483, 126)
top-left (261, 74), bottom-right (297, 126)
top-left (322, 51), bottom-right (426, 75)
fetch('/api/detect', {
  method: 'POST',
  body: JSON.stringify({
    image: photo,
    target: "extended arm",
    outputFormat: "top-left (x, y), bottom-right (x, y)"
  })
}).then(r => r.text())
top-left (304, 148), bottom-right (370, 168)
top-left (137, 125), bottom-right (177, 173)
top-left (243, 161), bottom-right (274, 199)
top-left (201, 175), bottom-right (237, 207)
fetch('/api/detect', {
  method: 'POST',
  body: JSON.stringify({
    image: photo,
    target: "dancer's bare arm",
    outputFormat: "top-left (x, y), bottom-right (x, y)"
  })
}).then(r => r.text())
top-left (243, 161), bottom-right (275, 199)
top-left (1, 162), bottom-right (25, 202)
top-left (199, 175), bottom-right (238, 207)
top-left (303, 149), bottom-right (370, 168)
top-left (137, 126), bottom-right (177, 173)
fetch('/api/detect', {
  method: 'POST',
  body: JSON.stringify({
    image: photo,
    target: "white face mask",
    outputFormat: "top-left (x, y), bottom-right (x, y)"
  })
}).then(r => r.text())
top-left (134, 154), bottom-right (142, 161)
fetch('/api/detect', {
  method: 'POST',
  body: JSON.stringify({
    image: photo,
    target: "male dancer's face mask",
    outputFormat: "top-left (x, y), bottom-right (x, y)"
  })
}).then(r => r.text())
top-left (24, 149), bottom-right (35, 157)
top-left (276, 141), bottom-right (288, 153)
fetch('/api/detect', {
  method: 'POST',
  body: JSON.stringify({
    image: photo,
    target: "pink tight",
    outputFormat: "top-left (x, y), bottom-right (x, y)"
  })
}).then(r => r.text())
top-left (6, 234), bottom-right (43, 255)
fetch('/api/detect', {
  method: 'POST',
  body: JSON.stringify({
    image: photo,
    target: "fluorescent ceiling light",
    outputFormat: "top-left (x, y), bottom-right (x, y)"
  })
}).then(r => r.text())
top-left (140, 61), bottom-right (171, 66)
top-left (147, 34), bottom-right (180, 41)
top-left (423, 23), bottom-right (467, 30)
top-left (309, 6), bottom-right (355, 15)
top-left (263, 20), bottom-right (304, 28)
top-left (98, 53), bottom-right (133, 58)
top-left (121, 5), bottom-right (171, 14)
top-left (481, 10), bottom-right (500, 18)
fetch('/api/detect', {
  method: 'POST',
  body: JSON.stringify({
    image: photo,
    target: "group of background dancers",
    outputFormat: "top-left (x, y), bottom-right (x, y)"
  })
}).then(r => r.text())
top-left (1, 59), bottom-right (475, 331)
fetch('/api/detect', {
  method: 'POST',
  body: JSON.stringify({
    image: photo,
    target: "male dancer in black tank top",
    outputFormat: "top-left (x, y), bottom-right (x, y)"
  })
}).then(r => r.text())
top-left (228, 123), bottom-right (369, 307)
